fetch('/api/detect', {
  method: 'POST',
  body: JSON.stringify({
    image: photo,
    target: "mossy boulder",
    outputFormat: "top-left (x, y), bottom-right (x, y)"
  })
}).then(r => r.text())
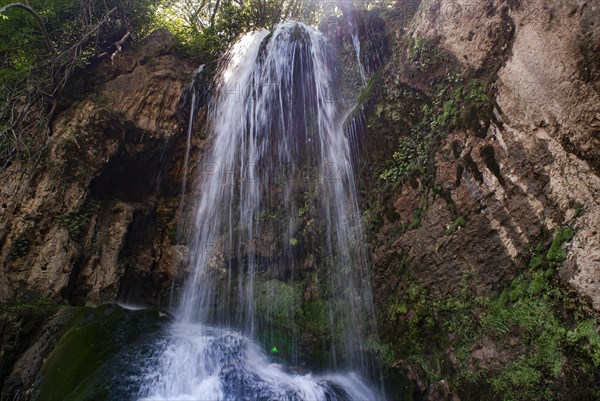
top-left (32, 304), bottom-right (170, 401)
top-left (0, 299), bottom-right (60, 391)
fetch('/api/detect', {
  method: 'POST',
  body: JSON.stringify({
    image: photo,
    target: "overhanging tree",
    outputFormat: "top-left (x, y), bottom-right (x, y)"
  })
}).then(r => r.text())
top-left (0, 0), bottom-right (158, 169)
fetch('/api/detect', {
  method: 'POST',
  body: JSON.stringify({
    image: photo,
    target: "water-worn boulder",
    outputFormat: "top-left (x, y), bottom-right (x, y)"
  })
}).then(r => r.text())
top-left (1, 302), bottom-right (170, 401)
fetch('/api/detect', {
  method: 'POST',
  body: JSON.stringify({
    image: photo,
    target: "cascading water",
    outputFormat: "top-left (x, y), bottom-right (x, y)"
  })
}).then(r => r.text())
top-left (138, 22), bottom-right (382, 401)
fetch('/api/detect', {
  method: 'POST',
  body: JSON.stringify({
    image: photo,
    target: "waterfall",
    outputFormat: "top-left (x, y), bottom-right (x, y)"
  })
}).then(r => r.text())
top-left (138, 22), bottom-right (381, 401)
top-left (178, 64), bottom-right (205, 221)
top-left (347, 17), bottom-right (367, 83)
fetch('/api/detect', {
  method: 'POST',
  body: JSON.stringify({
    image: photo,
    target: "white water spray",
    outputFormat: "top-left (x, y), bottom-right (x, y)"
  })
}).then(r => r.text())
top-left (138, 22), bottom-right (381, 401)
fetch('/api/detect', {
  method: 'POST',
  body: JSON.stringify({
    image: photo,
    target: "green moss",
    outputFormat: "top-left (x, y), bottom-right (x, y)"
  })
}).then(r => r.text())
top-left (256, 209), bottom-right (278, 221)
top-left (255, 279), bottom-right (303, 362)
top-left (380, 225), bottom-right (599, 400)
top-left (256, 280), bottom-right (302, 329)
top-left (36, 321), bottom-right (111, 401)
top-left (546, 227), bottom-right (574, 266)
top-left (298, 203), bottom-right (309, 217)
top-left (529, 254), bottom-right (544, 270)
top-left (479, 268), bottom-right (567, 397)
top-left (408, 216), bottom-right (421, 230)
top-left (33, 304), bottom-right (167, 401)
top-left (567, 319), bottom-right (600, 367)
top-left (299, 299), bottom-right (329, 338)
top-left (445, 215), bottom-right (466, 235)
top-left (8, 233), bottom-right (30, 259)
top-left (254, 279), bottom-right (345, 368)
top-left (388, 300), bottom-right (408, 319)
top-left (55, 199), bottom-right (102, 238)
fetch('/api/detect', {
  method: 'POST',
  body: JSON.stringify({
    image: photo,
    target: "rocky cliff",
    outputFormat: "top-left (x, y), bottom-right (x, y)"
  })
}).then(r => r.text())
top-left (0, 29), bottom-right (203, 307)
top-left (358, 0), bottom-right (599, 399)
top-left (0, 1), bottom-right (599, 400)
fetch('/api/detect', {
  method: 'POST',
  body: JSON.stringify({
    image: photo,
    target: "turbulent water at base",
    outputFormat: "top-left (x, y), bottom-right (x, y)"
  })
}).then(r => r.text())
top-left (137, 324), bottom-right (376, 401)
top-left (137, 22), bottom-right (381, 401)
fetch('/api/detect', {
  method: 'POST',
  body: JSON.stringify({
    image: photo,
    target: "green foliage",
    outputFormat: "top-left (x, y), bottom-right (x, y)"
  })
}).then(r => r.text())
top-left (546, 226), bottom-right (574, 266)
top-left (430, 74), bottom-right (490, 135)
top-left (445, 215), bottom-right (466, 235)
top-left (256, 209), bottom-right (277, 221)
top-left (55, 200), bottom-right (101, 238)
top-left (379, 134), bottom-right (429, 181)
top-left (8, 233), bottom-right (30, 259)
top-left (298, 203), bottom-right (308, 218)
top-left (481, 269), bottom-right (568, 400)
top-left (567, 319), bottom-right (600, 367)
top-left (381, 226), bottom-right (599, 399)
top-left (365, 335), bottom-right (396, 366)
top-left (153, 0), bottom-right (321, 58)
top-left (408, 37), bottom-right (447, 71)
top-left (377, 62), bottom-right (491, 184)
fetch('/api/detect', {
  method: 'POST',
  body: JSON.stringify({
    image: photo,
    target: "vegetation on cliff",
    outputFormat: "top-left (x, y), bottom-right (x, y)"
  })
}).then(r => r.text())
top-left (359, 3), bottom-right (600, 400)
top-left (1, 1), bottom-right (599, 400)
top-left (0, 0), bottom-right (325, 169)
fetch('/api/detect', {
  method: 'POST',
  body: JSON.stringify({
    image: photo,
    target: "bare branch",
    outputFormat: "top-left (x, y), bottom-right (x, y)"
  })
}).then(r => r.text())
top-left (110, 31), bottom-right (131, 63)
top-left (113, 31), bottom-right (131, 50)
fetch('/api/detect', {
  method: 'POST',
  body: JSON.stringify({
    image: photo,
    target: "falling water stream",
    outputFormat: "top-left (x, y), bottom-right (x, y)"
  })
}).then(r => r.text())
top-left (138, 22), bottom-right (381, 401)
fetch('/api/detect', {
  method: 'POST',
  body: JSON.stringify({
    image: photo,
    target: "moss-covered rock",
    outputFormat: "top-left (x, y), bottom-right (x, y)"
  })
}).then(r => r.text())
top-left (376, 226), bottom-right (600, 401)
top-left (28, 304), bottom-right (169, 401)
top-left (0, 299), bottom-right (60, 393)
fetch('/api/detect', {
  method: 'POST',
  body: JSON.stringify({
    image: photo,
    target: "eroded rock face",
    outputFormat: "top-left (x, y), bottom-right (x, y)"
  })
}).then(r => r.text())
top-left (493, 1), bottom-right (600, 309)
top-left (0, 29), bottom-right (202, 306)
top-left (367, 0), bottom-right (600, 311)
top-left (362, 0), bottom-right (599, 397)
top-left (99, 29), bottom-right (190, 134)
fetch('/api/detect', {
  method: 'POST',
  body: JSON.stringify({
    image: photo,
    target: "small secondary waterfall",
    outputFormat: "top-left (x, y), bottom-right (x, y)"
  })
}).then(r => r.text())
top-left (139, 22), bottom-right (380, 401)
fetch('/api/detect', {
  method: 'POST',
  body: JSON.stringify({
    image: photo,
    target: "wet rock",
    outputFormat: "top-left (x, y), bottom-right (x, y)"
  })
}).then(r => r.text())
top-left (1, 303), bottom-right (170, 401)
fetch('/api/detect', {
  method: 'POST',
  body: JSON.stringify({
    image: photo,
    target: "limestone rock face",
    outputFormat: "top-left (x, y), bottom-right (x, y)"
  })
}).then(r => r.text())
top-left (100, 29), bottom-right (190, 134)
top-left (492, 1), bottom-right (600, 308)
top-left (0, 29), bottom-right (202, 306)
top-left (368, 0), bottom-right (600, 311)
top-left (360, 1), bottom-right (600, 397)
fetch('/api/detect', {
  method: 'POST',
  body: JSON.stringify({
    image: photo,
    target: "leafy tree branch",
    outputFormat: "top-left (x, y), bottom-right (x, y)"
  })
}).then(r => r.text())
top-left (0, 2), bottom-right (56, 55)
